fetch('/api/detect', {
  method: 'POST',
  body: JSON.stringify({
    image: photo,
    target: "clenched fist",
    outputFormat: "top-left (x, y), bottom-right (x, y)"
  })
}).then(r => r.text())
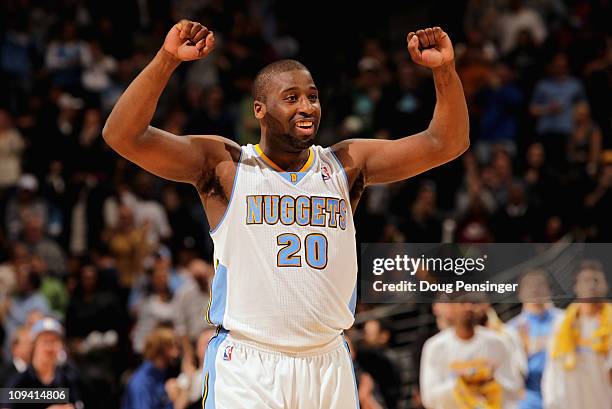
top-left (163, 20), bottom-right (215, 62)
top-left (407, 27), bottom-right (454, 68)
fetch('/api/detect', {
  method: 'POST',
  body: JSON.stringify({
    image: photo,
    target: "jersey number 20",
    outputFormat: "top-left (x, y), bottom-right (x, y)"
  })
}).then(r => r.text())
top-left (277, 233), bottom-right (328, 269)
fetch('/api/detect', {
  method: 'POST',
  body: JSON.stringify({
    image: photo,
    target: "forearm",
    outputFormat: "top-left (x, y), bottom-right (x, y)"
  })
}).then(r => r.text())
top-left (428, 61), bottom-right (470, 155)
top-left (103, 49), bottom-right (180, 148)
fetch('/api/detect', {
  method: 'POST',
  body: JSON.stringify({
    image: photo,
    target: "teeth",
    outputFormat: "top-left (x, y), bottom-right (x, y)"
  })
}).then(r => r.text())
top-left (296, 121), bottom-right (313, 127)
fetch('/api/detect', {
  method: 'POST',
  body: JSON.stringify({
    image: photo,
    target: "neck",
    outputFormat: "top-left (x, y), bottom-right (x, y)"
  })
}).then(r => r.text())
top-left (523, 303), bottom-right (548, 315)
top-left (33, 359), bottom-right (55, 381)
top-left (258, 136), bottom-right (311, 172)
top-left (454, 324), bottom-right (475, 340)
top-left (151, 358), bottom-right (166, 371)
top-left (578, 303), bottom-right (602, 317)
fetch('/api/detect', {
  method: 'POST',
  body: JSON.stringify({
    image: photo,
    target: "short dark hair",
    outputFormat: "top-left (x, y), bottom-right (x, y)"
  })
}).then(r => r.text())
top-left (252, 59), bottom-right (309, 102)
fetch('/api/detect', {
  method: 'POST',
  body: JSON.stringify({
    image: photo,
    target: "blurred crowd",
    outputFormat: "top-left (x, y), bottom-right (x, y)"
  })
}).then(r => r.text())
top-left (0, 0), bottom-right (610, 408)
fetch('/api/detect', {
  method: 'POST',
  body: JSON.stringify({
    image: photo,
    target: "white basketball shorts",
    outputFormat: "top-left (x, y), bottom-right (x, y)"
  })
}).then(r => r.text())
top-left (201, 328), bottom-right (360, 408)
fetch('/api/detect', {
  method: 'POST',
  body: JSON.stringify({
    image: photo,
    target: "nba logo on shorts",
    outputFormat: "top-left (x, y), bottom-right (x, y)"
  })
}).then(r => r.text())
top-left (223, 345), bottom-right (234, 361)
top-left (321, 166), bottom-right (331, 181)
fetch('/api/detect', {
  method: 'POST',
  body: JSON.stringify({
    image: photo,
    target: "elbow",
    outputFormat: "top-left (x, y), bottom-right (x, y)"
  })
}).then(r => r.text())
top-left (429, 116), bottom-right (470, 160)
top-left (101, 122), bottom-right (114, 145)
top-left (455, 130), bottom-right (470, 157)
top-left (102, 121), bottom-right (137, 151)
top-left (432, 127), bottom-right (470, 161)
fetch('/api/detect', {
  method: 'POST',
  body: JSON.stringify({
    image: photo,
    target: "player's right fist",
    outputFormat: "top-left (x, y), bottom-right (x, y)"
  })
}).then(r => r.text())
top-left (163, 20), bottom-right (215, 62)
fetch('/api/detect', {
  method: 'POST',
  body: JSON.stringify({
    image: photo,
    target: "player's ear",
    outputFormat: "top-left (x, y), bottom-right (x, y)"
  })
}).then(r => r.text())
top-left (254, 100), bottom-right (266, 119)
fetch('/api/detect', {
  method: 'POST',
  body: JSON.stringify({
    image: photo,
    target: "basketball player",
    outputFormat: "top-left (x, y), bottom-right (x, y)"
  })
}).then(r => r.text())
top-left (103, 20), bottom-right (469, 409)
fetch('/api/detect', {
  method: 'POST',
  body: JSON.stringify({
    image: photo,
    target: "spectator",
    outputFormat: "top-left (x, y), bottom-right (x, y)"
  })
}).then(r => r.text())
top-left (0, 110), bottom-right (26, 190)
top-left (508, 269), bottom-right (562, 409)
top-left (345, 334), bottom-right (386, 409)
top-left (471, 301), bottom-right (528, 387)
top-left (455, 204), bottom-right (494, 243)
top-left (346, 57), bottom-right (387, 138)
top-left (64, 262), bottom-right (124, 409)
top-left (31, 255), bottom-right (68, 319)
top-left (529, 53), bottom-right (586, 168)
top-left (81, 41), bottom-right (118, 95)
top-left (166, 328), bottom-right (216, 409)
top-left (22, 214), bottom-right (66, 276)
top-left (498, 0), bottom-right (547, 54)
top-left (376, 60), bottom-right (433, 141)
top-left (5, 317), bottom-right (85, 409)
top-left (475, 62), bottom-right (522, 162)
top-left (2, 263), bottom-right (49, 360)
top-left (463, 0), bottom-right (502, 43)
top-left (131, 263), bottom-right (175, 355)
top-left (173, 259), bottom-right (212, 363)
top-left (0, 16), bottom-right (39, 92)
top-left (4, 174), bottom-right (48, 241)
top-left (104, 204), bottom-right (151, 288)
top-left (542, 260), bottom-right (612, 409)
top-left (185, 85), bottom-right (235, 137)
top-left (0, 326), bottom-right (32, 387)
top-left (505, 29), bottom-right (541, 93)
top-left (161, 186), bottom-right (206, 257)
top-left (45, 21), bottom-right (91, 89)
top-left (420, 300), bottom-right (524, 409)
top-left (400, 181), bottom-right (443, 243)
top-left (122, 327), bottom-right (180, 409)
top-left (566, 101), bottom-right (602, 178)
top-left (491, 182), bottom-right (541, 242)
top-left (131, 172), bottom-right (172, 248)
top-left (358, 319), bottom-right (402, 409)
top-left (582, 160), bottom-right (612, 241)
top-left (522, 142), bottom-right (558, 210)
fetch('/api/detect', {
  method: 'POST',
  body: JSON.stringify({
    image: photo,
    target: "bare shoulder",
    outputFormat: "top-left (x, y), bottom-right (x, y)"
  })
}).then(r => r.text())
top-left (330, 139), bottom-right (366, 176)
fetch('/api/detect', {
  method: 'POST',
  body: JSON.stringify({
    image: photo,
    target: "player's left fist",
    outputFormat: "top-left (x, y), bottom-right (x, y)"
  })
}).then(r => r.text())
top-left (407, 27), bottom-right (454, 69)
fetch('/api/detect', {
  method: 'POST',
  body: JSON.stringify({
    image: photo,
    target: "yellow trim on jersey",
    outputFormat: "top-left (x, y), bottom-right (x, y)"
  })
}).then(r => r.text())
top-left (205, 259), bottom-right (220, 325)
top-left (202, 371), bottom-right (209, 406)
top-left (205, 296), bottom-right (213, 325)
top-left (254, 144), bottom-right (314, 173)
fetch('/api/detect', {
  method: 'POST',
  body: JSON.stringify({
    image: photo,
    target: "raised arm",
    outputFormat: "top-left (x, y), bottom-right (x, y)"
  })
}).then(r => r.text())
top-left (333, 27), bottom-right (469, 188)
top-left (102, 20), bottom-right (238, 185)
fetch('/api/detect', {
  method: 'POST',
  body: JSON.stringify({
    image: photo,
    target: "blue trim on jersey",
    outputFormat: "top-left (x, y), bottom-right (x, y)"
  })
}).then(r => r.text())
top-left (342, 338), bottom-right (361, 409)
top-left (329, 148), bottom-right (351, 195)
top-left (209, 263), bottom-right (228, 326)
top-left (508, 308), bottom-right (561, 409)
top-left (210, 148), bottom-right (243, 235)
top-left (279, 171), bottom-right (308, 184)
top-left (202, 327), bottom-right (229, 408)
top-left (252, 144), bottom-right (319, 188)
top-left (349, 283), bottom-right (357, 316)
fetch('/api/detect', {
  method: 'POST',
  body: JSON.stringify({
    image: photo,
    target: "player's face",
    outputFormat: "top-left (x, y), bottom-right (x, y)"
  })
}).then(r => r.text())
top-left (261, 70), bottom-right (321, 150)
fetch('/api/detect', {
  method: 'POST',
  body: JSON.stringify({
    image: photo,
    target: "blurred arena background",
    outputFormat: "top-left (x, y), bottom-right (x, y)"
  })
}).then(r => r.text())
top-left (0, 0), bottom-right (610, 408)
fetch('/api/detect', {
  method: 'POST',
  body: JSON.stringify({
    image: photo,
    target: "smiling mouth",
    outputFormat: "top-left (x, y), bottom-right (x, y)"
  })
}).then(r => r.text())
top-left (295, 120), bottom-right (314, 129)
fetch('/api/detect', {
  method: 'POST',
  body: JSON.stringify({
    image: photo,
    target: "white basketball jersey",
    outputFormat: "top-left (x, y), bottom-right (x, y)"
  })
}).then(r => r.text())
top-left (206, 144), bottom-right (358, 353)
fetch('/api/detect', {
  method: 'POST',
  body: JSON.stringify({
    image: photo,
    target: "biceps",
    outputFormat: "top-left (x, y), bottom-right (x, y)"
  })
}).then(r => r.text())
top-left (119, 127), bottom-right (205, 183)
top-left (364, 132), bottom-right (450, 184)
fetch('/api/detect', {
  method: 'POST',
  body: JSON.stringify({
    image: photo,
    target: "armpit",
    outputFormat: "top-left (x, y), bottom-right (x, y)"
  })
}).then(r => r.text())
top-left (196, 166), bottom-right (228, 203)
